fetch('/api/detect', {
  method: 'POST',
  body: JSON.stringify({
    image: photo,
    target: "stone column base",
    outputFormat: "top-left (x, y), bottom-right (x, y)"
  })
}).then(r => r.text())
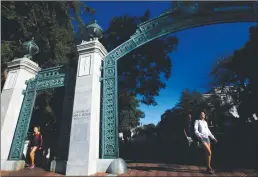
top-left (105, 158), bottom-right (127, 175)
top-left (53, 158), bottom-right (126, 175)
top-left (96, 159), bottom-right (114, 173)
top-left (66, 160), bottom-right (91, 176)
top-left (54, 159), bottom-right (114, 175)
top-left (52, 160), bottom-right (67, 174)
top-left (1, 160), bottom-right (25, 171)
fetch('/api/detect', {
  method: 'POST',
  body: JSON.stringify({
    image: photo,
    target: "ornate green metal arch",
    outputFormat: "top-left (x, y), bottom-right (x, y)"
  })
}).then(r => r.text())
top-left (8, 66), bottom-right (67, 160)
top-left (101, 1), bottom-right (258, 158)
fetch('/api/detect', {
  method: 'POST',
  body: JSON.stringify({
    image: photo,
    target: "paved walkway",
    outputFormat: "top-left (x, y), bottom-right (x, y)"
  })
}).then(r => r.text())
top-left (123, 163), bottom-right (258, 176)
top-left (1, 163), bottom-right (258, 176)
top-left (0, 167), bottom-right (108, 176)
top-left (0, 168), bottom-right (63, 176)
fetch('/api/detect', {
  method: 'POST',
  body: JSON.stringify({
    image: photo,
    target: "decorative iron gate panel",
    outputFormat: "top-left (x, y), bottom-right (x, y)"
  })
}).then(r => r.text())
top-left (8, 66), bottom-right (67, 160)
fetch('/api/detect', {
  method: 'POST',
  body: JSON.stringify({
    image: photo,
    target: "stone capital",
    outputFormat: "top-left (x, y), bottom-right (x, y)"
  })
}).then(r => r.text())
top-left (77, 39), bottom-right (108, 59)
top-left (7, 57), bottom-right (41, 74)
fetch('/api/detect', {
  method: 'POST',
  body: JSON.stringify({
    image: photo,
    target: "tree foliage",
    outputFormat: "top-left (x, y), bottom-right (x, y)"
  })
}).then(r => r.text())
top-left (1, 3), bottom-right (178, 132)
top-left (1, 1), bottom-right (95, 68)
top-left (101, 11), bottom-right (178, 106)
top-left (1, 1), bottom-right (94, 132)
top-left (158, 89), bottom-right (207, 141)
top-left (119, 93), bottom-right (145, 132)
top-left (101, 11), bottom-right (178, 130)
top-left (210, 25), bottom-right (258, 121)
top-left (143, 123), bottom-right (156, 136)
top-left (157, 88), bottom-right (234, 141)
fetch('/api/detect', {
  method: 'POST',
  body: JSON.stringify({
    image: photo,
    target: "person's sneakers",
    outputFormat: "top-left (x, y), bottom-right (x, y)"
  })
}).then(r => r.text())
top-left (206, 168), bottom-right (215, 174)
top-left (29, 164), bottom-right (35, 169)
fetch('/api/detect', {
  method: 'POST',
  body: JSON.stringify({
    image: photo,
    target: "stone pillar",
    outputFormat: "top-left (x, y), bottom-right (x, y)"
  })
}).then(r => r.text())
top-left (57, 68), bottom-right (77, 157)
top-left (54, 67), bottom-right (76, 174)
top-left (1, 57), bottom-right (40, 170)
top-left (66, 39), bottom-right (107, 176)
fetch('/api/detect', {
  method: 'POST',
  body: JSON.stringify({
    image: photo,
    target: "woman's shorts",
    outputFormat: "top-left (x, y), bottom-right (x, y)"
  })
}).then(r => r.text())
top-left (201, 137), bottom-right (210, 144)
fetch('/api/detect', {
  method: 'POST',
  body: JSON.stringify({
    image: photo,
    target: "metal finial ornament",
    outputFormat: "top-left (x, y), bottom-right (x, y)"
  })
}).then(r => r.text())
top-left (22, 37), bottom-right (39, 59)
top-left (84, 20), bottom-right (103, 42)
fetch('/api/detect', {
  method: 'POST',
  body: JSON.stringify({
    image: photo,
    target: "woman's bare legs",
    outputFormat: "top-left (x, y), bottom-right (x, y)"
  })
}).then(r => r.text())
top-left (30, 146), bottom-right (37, 167)
top-left (202, 143), bottom-right (212, 170)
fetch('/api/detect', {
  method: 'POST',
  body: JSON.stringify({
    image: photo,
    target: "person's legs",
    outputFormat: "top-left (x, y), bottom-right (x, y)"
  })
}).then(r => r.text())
top-left (29, 146), bottom-right (37, 168)
top-left (202, 139), bottom-right (212, 170)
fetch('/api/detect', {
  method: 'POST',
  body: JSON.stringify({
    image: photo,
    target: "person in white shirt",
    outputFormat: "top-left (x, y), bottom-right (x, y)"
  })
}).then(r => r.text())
top-left (194, 111), bottom-right (218, 174)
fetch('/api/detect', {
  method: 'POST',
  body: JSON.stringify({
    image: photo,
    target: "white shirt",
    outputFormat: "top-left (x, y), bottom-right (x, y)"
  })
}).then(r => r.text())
top-left (194, 119), bottom-right (215, 140)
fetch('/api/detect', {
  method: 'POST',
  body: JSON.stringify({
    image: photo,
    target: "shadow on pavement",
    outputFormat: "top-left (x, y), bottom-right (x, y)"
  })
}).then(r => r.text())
top-left (129, 166), bottom-right (204, 173)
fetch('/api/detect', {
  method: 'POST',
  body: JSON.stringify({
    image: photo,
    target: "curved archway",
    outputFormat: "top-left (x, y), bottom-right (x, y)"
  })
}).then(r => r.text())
top-left (101, 1), bottom-right (258, 159)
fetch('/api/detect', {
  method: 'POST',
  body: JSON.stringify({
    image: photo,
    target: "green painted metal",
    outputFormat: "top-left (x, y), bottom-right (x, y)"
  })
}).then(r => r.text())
top-left (8, 66), bottom-right (67, 160)
top-left (8, 82), bottom-right (37, 160)
top-left (101, 1), bottom-right (258, 159)
top-left (36, 66), bottom-right (66, 90)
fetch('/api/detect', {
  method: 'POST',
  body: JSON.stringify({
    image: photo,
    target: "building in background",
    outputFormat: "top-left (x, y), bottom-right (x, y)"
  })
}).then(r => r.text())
top-left (203, 86), bottom-right (257, 125)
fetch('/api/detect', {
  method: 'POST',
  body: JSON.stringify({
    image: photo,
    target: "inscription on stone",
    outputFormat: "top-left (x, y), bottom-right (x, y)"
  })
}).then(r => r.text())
top-left (3, 71), bottom-right (18, 90)
top-left (71, 109), bottom-right (91, 142)
top-left (72, 109), bottom-right (91, 121)
top-left (78, 56), bottom-right (91, 77)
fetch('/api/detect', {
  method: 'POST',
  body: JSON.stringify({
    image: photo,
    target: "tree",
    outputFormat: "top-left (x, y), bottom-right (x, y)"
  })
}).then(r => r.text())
top-left (1, 1), bottom-right (95, 84)
top-left (100, 11), bottom-right (178, 130)
top-left (143, 123), bottom-right (156, 136)
top-left (1, 2), bottom-right (95, 133)
top-left (119, 93), bottom-right (145, 132)
top-left (134, 126), bottom-right (145, 136)
top-left (174, 89), bottom-right (210, 118)
top-left (101, 11), bottom-right (178, 106)
top-left (157, 88), bottom-right (235, 141)
top-left (210, 26), bottom-right (258, 121)
top-left (158, 107), bottom-right (185, 142)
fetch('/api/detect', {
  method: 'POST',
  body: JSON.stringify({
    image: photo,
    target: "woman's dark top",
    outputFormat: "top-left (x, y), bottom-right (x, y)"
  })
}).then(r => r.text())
top-left (30, 133), bottom-right (43, 148)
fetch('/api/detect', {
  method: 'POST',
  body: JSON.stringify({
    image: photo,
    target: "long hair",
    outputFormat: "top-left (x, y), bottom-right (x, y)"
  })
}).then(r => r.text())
top-left (34, 126), bottom-right (41, 133)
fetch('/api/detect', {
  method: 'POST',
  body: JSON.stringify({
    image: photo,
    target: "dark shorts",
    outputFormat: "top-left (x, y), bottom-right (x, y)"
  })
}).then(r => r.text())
top-left (201, 137), bottom-right (210, 144)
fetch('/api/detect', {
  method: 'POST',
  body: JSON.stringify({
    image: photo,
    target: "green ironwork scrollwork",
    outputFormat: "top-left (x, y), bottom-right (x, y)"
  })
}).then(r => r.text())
top-left (8, 89), bottom-right (37, 160)
top-left (8, 66), bottom-right (67, 160)
top-left (36, 66), bottom-right (67, 90)
top-left (101, 1), bottom-right (258, 159)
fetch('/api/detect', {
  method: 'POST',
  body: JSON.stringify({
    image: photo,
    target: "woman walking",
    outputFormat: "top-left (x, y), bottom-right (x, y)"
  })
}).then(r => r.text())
top-left (28, 126), bottom-right (43, 169)
top-left (194, 111), bottom-right (218, 174)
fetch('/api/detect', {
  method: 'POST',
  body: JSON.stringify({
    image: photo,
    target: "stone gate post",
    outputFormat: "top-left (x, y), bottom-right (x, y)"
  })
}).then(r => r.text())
top-left (65, 39), bottom-right (107, 176)
top-left (1, 57), bottom-right (40, 170)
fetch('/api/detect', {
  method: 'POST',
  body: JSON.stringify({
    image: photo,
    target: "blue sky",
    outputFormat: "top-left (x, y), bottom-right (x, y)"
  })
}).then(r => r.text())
top-left (85, 1), bottom-right (256, 125)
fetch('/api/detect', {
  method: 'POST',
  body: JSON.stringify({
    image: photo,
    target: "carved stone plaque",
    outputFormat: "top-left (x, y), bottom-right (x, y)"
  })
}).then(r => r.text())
top-left (72, 109), bottom-right (91, 122)
top-left (3, 71), bottom-right (18, 90)
top-left (78, 56), bottom-right (91, 77)
top-left (71, 108), bottom-right (91, 140)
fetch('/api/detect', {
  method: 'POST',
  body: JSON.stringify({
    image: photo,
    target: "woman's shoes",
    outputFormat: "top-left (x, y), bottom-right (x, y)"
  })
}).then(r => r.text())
top-left (29, 164), bottom-right (35, 169)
